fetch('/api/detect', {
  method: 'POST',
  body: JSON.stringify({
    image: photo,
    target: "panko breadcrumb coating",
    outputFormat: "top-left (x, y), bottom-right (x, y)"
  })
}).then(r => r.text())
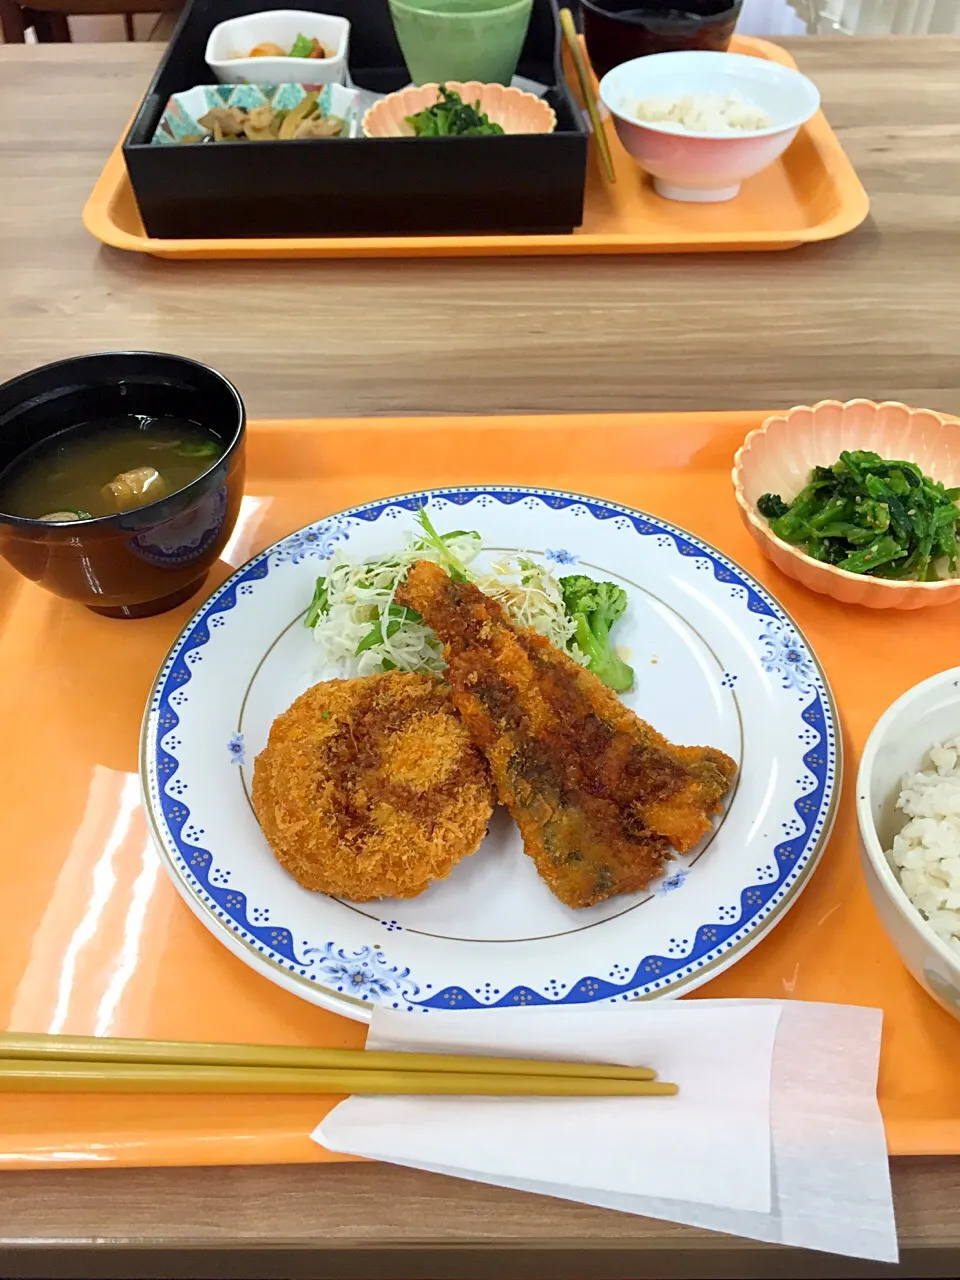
top-left (252, 671), bottom-right (494, 901)
top-left (397, 560), bottom-right (737, 908)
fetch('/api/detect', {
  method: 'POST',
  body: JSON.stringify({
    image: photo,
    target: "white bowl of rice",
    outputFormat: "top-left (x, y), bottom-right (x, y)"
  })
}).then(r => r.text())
top-left (857, 668), bottom-right (960, 1022)
top-left (598, 50), bottom-right (820, 202)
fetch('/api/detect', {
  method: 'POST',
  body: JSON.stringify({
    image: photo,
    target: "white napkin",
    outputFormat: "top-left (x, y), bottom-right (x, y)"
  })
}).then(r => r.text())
top-left (314, 1000), bottom-right (896, 1263)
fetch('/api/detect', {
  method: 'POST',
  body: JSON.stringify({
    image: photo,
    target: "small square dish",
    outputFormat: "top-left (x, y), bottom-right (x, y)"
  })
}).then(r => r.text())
top-left (205, 9), bottom-right (350, 85)
top-left (151, 82), bottom-right (362, 145)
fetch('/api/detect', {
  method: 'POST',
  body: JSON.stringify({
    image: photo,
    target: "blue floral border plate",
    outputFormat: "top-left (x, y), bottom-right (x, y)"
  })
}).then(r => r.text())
top-left (141, 487), bottom-right (840, 1021)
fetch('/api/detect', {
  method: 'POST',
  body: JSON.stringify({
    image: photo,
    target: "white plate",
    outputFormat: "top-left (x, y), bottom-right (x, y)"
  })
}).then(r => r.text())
top-left (142, 487), bottom-right (840, 1021)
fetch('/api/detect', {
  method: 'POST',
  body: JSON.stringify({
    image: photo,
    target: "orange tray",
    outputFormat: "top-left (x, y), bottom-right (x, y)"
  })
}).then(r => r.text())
top-left (2, 410), bottom-right (957, 1171)
top-left (82, 37), bottom-right (869, 261)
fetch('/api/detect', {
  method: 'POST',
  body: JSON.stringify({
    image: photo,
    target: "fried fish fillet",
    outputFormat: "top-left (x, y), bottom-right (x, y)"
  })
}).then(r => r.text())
top-left (396, 560), bottom-right (736, 908)
top-left (252, 671), bottom-right (494, 901)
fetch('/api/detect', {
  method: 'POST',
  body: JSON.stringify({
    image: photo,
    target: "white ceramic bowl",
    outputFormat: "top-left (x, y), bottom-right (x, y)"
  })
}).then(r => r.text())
top-left (205, 10), bottom-right (350, 86)
top-left (598, 50), bottom-right (820, 202)
top-left (857, 669), bottom-right (960, 1023)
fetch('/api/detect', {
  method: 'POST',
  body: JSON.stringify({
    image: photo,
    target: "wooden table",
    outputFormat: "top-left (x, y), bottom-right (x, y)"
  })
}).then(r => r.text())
top-left (1, 40), bottom-right (960, 419)
top-left (1, 36), bottom-right (959, 1280)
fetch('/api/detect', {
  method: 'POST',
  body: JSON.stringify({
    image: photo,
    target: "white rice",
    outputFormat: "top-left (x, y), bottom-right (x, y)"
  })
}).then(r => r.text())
top-left (633, 91), bottom-right (771, 134)
top-left (888, 738), bottom-right (960, 959)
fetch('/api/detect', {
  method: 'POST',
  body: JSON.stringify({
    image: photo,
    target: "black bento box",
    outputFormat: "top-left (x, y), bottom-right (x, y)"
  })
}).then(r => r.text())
top-left (122, 0), bottom-right (588, 239)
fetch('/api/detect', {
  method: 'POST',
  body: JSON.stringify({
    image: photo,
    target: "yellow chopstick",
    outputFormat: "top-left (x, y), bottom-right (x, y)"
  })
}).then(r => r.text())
top-left (0, 1059), bottom-right (679, 1097)
top-left (559, 8), bottom-right (616, 184)
top-left (0, 1032), bottom-right (656, 1082)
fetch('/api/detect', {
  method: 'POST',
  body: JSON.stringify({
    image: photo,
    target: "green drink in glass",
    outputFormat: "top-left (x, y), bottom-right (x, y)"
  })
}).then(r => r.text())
top-left (389, 0), bottom-right (534, 87)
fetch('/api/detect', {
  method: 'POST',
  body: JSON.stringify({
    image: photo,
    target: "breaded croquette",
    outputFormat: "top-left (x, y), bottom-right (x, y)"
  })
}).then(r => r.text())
top-left (252, 671), bottom-right (494, 901)
top-left (396, 561), bottom-right (737, 909)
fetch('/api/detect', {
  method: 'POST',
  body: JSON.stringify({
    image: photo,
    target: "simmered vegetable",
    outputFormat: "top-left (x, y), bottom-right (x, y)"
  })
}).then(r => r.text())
top-left (195, 96), bottom-right (343, 144)
top-left (244, 35), bottom-right (332, 58)
top-left (288, 33), bottom-right (331, 58)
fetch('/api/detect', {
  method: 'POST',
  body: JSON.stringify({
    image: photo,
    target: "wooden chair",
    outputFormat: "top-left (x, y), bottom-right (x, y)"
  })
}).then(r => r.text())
top-left (0, 0), bottom-right (181, 42)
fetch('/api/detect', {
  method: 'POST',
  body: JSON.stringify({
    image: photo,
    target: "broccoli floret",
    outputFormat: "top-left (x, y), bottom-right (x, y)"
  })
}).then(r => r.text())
top-left (560, 575), bottom-right (634, 693)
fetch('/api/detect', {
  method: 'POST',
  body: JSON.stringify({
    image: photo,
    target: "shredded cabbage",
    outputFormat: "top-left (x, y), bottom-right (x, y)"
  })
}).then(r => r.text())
top-left (473, 556), bottom-right (580, 655)
top-left (307, 520), bottom-right (584, 677)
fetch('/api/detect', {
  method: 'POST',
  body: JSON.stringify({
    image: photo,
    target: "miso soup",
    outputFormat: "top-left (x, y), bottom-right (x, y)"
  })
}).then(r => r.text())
top-left (0, 416), bottom-right (224, 521)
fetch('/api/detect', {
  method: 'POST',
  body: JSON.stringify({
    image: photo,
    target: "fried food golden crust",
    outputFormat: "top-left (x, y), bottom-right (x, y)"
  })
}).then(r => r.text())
top-left (252, 671), bottom-right (494, 901)
top-left (396, 561), bottom-right (737, 908)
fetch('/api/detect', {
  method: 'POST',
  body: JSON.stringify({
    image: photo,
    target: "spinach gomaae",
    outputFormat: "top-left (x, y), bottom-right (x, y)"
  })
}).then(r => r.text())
top-left (406, 87), bottom-right (505, 137)
top-left (758, 450), bottom-right (960, 581)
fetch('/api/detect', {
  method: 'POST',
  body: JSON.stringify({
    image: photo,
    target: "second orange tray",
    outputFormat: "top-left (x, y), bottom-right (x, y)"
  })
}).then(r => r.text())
top-left (1, 410), bottom-right (958, 1170)
top-left (82, 37), bottom-right (869, 261)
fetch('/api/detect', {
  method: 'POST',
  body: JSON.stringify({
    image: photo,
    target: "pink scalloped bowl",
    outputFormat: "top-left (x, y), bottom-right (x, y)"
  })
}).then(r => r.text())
top-left (362, 81), bottom-right (557, 137)
top-left (733, 399), bottom-right (960, 610)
